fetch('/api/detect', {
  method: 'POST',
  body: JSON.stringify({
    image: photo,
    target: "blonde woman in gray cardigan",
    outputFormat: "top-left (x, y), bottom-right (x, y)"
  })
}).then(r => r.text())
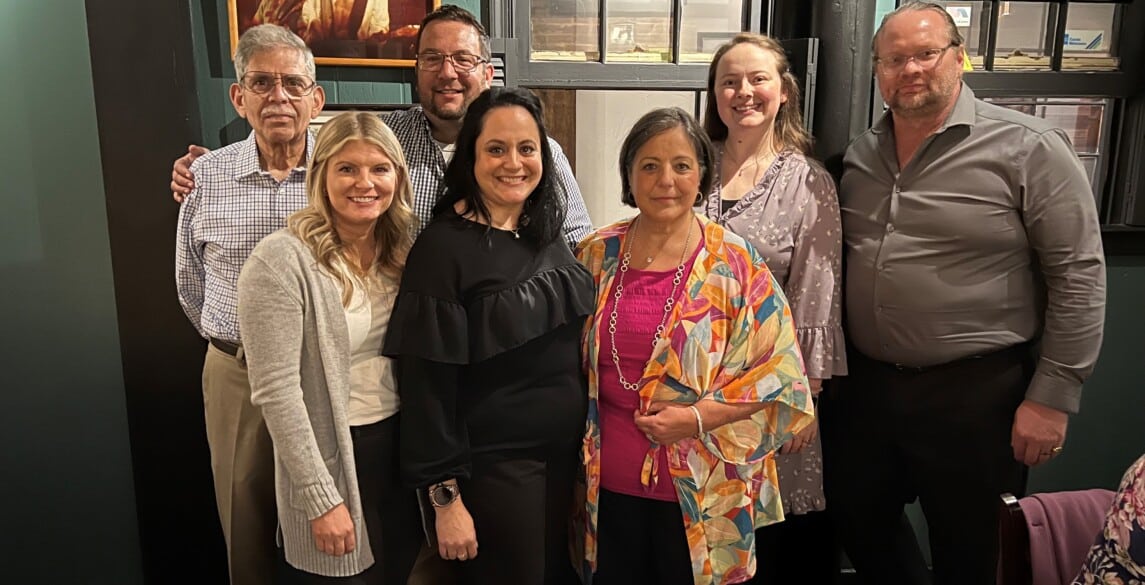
top-left (237, 112), bottom-right (422, 585)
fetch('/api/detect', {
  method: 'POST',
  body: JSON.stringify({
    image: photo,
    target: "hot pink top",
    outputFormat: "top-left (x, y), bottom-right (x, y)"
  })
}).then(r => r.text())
top-left (597, 248), bottom-right (699, 502)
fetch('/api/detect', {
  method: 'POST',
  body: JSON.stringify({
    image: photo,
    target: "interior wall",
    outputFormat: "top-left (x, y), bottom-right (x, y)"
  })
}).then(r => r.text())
top-left (0, 0), bottom-right (143, 582)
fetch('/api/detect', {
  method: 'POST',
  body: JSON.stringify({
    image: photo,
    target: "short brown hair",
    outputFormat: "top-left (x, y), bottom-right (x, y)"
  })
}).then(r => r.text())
top-left (619, 107), bottom-right (715, 208)
top-left (416, 5), bottom-right (491, 59)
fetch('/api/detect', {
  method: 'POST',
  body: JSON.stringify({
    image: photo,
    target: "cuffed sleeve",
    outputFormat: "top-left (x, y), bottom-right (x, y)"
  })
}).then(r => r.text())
top-left (1019, 128), bottom-right (1106, 414)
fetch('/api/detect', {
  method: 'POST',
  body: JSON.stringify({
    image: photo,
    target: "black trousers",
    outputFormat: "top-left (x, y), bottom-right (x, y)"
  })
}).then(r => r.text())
top-left (280, 415), bottom-right (423, 585)
top-left (428, 446), bottom-right (580, 585)
top-left (593, 489), bottom-right (693, 585)
top-left (819, 345), bottom-right (1033, 585)
top-left (751, 510), bottom-right (840, 585)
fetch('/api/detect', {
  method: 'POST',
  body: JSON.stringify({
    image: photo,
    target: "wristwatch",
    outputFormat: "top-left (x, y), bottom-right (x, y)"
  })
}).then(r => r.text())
top-left (428, 482), bottom-right (459, 508)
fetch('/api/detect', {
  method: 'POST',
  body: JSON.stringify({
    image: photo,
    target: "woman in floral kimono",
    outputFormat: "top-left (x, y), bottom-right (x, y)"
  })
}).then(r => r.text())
top-left (575, 106), bottom-right (814, 585)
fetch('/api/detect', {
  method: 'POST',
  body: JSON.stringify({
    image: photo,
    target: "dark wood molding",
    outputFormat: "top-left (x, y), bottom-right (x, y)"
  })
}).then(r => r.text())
top-left (85, 0), bottom-right (227, 581)
top-left (534, 88), bottom-right (578, 175)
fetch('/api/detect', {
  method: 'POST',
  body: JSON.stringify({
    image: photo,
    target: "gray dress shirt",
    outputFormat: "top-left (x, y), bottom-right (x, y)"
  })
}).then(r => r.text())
top-left (840, 83), bottom-right (1106, 413)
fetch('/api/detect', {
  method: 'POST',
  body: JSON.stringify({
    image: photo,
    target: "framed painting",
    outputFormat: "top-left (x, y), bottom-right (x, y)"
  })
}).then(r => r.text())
top-left (228, 0), bottom-right (442, 68)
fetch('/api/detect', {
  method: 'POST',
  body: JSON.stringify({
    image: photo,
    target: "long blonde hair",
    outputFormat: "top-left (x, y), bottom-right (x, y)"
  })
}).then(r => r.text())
top-left (288, 111), bottom-right (414, 306)
top-left (702, 33), bottom-right (813, 155)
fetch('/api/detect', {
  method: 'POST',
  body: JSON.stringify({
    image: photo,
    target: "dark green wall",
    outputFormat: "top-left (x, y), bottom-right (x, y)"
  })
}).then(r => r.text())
top-left (0, 0), bottom-right (143, 582)
top-left (1028, 255), bottom-right (1145, 491)
top-left (189, 0), bottom-right (481, 149)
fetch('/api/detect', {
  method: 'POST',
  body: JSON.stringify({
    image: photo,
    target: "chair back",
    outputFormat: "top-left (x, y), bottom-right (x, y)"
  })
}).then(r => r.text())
top-left (997, 489), bottom-right (1114, 585)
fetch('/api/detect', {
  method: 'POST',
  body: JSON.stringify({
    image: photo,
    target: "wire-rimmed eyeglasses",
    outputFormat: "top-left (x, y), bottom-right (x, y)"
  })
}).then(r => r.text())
top-left (416, 52), bottom-right (488, 73)
top-left (240, 72), bottom-right (318, 98)
top-left (874, 43), bottom-right (959, 72)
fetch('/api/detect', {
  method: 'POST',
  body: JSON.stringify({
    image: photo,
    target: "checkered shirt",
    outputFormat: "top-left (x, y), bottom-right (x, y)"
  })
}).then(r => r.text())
top-left (175, 131), bottom-right (313, 343)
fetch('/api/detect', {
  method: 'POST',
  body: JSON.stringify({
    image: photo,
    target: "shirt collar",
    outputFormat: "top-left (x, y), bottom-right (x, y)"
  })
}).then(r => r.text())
top-left (872, 81), bottom-right (977, 135)
top-left (233, 129), bottom-right (315, 181)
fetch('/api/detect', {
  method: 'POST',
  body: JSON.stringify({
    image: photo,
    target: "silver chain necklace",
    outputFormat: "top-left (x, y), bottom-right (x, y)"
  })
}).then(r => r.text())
top-left (608, 217), bottom-right (694, 391)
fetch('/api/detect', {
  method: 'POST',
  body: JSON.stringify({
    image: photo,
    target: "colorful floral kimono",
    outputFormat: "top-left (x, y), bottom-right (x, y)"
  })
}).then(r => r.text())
top-left (575, 215), bottom-right (814, 585)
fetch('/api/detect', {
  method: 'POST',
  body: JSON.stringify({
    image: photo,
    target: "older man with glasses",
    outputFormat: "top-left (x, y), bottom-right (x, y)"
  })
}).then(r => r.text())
top-left (171, 6), bottom-right (592, 247)
top-left (174, 23), bottom-right (324, 585)
top-left (821, 3), bottom-right (1106, 585)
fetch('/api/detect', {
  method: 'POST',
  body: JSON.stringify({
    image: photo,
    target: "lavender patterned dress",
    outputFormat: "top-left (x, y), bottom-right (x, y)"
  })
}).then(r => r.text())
top-left (704, 146), bottom-right (847, 515)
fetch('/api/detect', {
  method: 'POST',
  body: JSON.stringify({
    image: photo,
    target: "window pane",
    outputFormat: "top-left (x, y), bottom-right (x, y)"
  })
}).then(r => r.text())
top-left (1063, 3), bottom-right (1119, 71)
top-left (606, 0), bottom-right (673, 63)
top-left (983, 97), bottom-right (1108, 196)
top-left (679, 0), bottom-right (744, 64)
top-left (985, 97), bottom-right (1106, 154)
top-left (1042, 102), bottom-right (1105, 155)
top-left (935, 2), bottom-right (988, 71)
top-left (994, 2), bottom-right (1052, 71)
top-left (531, 0), bottom-right (601, 62)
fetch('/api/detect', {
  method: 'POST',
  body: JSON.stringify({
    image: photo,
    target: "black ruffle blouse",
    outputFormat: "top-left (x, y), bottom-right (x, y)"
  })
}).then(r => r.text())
top-left (382, 210), bottom-right (593, 488)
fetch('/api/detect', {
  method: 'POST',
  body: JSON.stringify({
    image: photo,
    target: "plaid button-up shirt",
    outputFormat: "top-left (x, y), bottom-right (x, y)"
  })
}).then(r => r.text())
top-left (383, 106), bottom-right (593, 246)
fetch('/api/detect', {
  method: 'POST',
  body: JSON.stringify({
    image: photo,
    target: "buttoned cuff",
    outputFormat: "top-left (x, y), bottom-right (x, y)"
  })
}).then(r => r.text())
top-left (1025, 370), bottom-right (1083, 414)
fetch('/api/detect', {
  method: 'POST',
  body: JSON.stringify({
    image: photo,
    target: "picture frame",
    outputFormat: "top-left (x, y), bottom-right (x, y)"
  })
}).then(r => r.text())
top-left (228, 0), bottom-right (442, 68)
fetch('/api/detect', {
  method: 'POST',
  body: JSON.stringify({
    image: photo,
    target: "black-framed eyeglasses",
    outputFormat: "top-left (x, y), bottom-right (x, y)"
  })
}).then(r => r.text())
top-left (874, 43), bottom-right (959, 72)
top-left (240, 72), bottom-right (318, 98)
top-left (416, 52), bottom-right (488, 73)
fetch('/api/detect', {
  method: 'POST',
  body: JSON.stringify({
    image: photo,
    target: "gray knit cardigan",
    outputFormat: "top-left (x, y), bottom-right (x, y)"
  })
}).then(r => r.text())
top-left (237, 229), bottom-right (374, 576)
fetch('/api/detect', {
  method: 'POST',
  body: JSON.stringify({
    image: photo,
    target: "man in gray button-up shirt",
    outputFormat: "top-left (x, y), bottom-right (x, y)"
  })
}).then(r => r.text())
top-left (821, 3), bottom-right (1106, 585)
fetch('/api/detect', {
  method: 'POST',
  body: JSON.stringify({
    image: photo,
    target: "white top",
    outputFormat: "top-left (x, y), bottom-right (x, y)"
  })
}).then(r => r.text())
top-left (433, 138), bottom-right (456, 165)
top-left (343, 268), bottom-right (400, 426)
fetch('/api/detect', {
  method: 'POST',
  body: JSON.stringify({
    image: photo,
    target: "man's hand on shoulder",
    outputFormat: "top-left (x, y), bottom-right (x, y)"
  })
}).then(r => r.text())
top-left (1011, 399), bottom-right (1068, 467)
top-left (171, 144), bottom-right (210, 203)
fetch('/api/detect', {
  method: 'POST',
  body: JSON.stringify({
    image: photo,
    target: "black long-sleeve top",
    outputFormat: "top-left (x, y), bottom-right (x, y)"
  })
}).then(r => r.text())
top-left (382, 210), bottom-right (593, 489)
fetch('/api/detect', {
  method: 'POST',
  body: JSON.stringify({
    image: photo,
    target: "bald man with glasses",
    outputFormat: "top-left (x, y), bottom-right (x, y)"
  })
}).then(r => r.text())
top-left (821, 3), bottom-right (1106, 585)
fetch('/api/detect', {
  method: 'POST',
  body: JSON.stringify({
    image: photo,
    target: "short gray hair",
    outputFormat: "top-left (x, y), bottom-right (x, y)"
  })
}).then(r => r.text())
top-left (233, 24), bottom-right (316, 80)
top-left (872, 1), bottom-right (964, 58)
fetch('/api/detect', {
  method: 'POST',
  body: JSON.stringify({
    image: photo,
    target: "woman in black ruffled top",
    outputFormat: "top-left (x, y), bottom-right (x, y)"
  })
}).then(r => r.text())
top-left (382, 87), bottom-right (592, 585)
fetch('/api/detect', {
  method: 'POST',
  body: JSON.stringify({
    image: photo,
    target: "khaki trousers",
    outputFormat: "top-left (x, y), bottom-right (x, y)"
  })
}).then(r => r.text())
top-left (203, 343), bottom-right (277, 585)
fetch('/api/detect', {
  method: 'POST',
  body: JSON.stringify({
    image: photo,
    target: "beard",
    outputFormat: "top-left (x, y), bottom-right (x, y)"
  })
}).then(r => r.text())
top-left (425, 99), bottom-right (467, 121)
top-left (889, 89), bottom-right (943, 117)
top-left (886, 71), bottom-right (960, 119)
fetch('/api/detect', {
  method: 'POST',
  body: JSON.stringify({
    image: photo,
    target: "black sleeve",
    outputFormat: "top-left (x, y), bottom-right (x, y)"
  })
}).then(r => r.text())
top-left (396, 355), bottom-right (471, 488)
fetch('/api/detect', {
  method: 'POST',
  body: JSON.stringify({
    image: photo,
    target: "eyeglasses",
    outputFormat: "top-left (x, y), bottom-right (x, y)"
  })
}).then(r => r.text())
top-left (240, 72), bottom-right (318, 98)
top-left (416, 52), bottom-right (488, 73)
top-left (874, 43), bottom-right (958, 72)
